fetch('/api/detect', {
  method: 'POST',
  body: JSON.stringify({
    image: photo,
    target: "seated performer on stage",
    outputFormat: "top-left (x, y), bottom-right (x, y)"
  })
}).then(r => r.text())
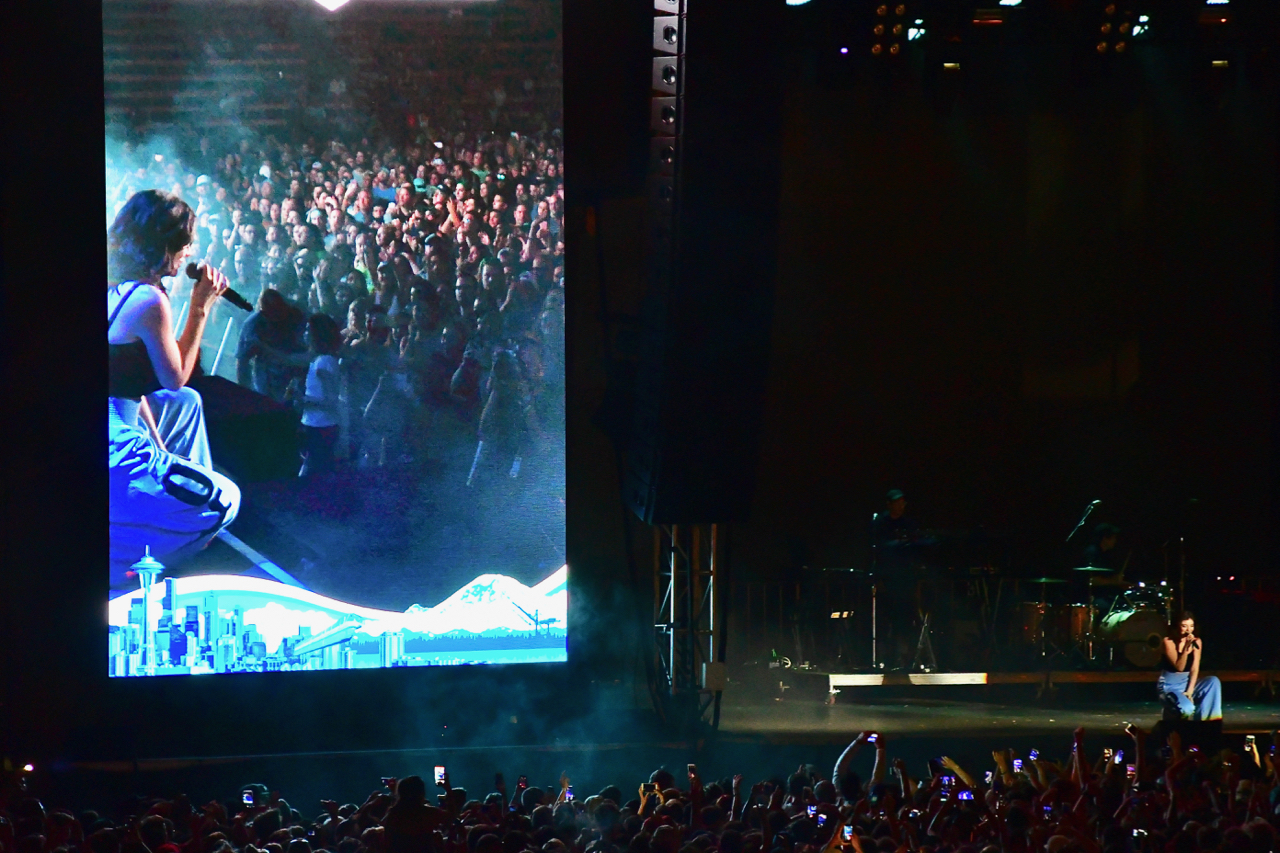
top-left (108, 189), bottom-right (241, 588)
top-left (1158, 611), bottom-right (1221, 722)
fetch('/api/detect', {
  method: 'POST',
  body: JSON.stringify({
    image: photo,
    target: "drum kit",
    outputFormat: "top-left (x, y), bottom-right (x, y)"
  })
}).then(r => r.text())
top-left (1015, 568), bottom-right (1174, 667)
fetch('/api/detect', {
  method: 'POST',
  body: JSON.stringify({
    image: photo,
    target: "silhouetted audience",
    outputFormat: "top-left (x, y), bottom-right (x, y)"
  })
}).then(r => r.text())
top-left (9, 727), bottom-right (1277, 853)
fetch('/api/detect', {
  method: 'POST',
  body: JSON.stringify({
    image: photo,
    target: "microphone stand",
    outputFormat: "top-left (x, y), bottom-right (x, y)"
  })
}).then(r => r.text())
top-left (1066, 501), bottom-right (1099, 545)
top-left (870, 513), bottom-right (879, 670)
top-left (1064, 501), bottom-right (1099, 665)
top-left (1178, 536), bottom-right (1186, 619)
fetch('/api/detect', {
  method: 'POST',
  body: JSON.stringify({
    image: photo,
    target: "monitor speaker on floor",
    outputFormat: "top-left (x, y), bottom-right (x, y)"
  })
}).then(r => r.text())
top-left (188, 375), bottom-right (299, 483)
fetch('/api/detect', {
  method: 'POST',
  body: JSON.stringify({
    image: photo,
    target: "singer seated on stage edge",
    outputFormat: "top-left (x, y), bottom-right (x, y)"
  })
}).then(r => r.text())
top-left (1157, 611), bottom-right (1222, 723)
top-left (107, 189), bottom-right (241, 587)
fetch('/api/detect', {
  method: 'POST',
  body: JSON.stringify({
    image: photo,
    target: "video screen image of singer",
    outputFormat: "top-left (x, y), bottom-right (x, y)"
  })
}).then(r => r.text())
top-left (105, 0), bottom-right (566, 675)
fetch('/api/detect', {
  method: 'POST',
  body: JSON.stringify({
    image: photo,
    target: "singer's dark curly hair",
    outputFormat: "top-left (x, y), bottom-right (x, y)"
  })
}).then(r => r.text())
top-left (1167, 610), bottom-right (1197, 638)
top-left (107, 189), bottom-right (195, 284)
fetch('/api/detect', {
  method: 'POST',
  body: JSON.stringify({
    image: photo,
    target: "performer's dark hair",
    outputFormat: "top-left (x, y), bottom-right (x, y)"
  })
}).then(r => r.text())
top-left (1168, 610), bottom-right (1196, 637)
top-left (108, 190), bottom-right (196, 284)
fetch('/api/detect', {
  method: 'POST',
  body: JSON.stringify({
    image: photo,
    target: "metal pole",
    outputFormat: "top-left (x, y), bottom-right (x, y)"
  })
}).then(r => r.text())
top-left (337, 367), bottom-right (350, 461)
top-left (173, 299), bottom-right (189, 334)
top-left (692, 525), bottom-right (701, 688)
top-left (1087, 576), bottom-right (1095, 661)
top-left (709, 523), bottom-right (717, 662)
top-left (669, 525), bottom-right (678, 694)
top-left (655, 526), bottom-right (662, 688)
top-left (1178, 537), bottom-right (1185, 619)
top-left (871, 580), bottom-right (877, 669)
top-left (210, 315), bottom-right (234, 376)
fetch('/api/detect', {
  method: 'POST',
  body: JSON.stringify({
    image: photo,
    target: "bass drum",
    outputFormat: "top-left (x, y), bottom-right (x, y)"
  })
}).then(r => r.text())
top-left (1099, 608), bottom-right (1166, 667)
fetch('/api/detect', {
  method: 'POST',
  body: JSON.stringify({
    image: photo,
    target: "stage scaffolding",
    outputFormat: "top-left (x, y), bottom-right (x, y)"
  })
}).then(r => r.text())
top-left (653, 524), bottom-right (725, 728)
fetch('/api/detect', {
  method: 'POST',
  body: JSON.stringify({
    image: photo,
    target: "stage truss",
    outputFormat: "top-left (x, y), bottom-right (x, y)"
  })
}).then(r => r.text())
top-left (653, 524), bottom-right (725, 726)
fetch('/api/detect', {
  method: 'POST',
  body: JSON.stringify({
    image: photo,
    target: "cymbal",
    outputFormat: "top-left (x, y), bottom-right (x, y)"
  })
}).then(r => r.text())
top-left (1073, 566), bottom-right (1116, 573)
top-left (1023, 577), bottom-right (1067, 584)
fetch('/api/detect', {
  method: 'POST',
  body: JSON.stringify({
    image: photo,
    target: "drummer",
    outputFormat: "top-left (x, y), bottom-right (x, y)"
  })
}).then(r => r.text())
top-left (1081, 523), bottom-right (1121, 571)
top-left (1074, 523), bottom-right (1126, 609)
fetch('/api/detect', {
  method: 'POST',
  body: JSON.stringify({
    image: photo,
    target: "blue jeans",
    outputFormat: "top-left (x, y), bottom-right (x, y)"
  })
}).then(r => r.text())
top-left (1157, 670), bottom-right (1222, 721)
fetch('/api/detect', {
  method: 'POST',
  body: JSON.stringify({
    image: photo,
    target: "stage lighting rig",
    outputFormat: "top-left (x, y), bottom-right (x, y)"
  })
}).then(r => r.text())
top-left (309, 0), bottom-right (498, 10)
top-left (1094, 1), bottom-right (1139, 55)
top-left (871, 2), bottom-right (911, 56)
top-left (1196, 0), bottom-right (1242, 83)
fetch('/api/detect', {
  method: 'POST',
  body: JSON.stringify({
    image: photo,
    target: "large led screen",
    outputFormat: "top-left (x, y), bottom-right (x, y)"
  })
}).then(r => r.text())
top-left (105, 0), bottom-right (565, 675)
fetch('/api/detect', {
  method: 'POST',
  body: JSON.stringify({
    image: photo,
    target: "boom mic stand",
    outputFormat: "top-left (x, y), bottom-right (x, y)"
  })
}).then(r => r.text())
top-left (1066, 500), bottom-right (1101, 545)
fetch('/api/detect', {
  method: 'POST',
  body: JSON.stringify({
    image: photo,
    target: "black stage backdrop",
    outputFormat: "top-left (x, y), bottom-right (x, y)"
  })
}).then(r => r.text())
top-left (742, 20), bottom-right (1277, 579)
top-left (3, 0), bottom-right (1276, 761)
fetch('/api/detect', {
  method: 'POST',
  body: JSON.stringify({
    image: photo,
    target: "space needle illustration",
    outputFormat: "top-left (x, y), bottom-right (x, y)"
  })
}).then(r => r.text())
top-left (131, 547), bottom-right (166, 676)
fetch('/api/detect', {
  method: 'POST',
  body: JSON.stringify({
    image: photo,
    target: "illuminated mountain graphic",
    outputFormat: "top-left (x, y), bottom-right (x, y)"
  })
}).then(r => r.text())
top-left (108, 566), bottom-right (568, 674)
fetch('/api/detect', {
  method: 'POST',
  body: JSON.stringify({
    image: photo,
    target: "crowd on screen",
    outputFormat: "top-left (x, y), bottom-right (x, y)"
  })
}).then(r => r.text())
top-left (105, 127), bottom-right (565, 481)
top-left (6, 726), bottom-right (1278, 853)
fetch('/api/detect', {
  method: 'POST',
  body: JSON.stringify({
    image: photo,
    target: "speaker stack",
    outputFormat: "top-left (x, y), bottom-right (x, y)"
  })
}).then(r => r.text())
top-left (625, 0), bottom-right (785, 525)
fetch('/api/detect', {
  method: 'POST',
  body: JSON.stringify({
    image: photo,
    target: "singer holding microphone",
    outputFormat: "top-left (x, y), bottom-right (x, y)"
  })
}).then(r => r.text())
top-left (108, 189), bottom-right (241, 587)
top-left (1157, 611), bottom-right (1222, 722)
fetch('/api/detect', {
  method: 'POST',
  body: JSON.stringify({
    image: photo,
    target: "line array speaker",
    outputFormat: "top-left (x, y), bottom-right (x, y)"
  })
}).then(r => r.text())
top-left (625, 0), bottom-right (785, 524)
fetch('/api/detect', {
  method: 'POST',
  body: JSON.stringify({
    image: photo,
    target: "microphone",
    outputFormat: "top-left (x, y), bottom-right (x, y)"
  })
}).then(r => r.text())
top-left (1066, 500), bottom-right (1101, 544)
top-left (186, 263), bottom-right (253, 311)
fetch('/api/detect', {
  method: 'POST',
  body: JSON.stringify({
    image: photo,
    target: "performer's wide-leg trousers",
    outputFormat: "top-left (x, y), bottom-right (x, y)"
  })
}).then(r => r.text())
top-left (109, 388), bottom-right (240, 587)
top-left (1157, 670), bottom-right (1222, 721)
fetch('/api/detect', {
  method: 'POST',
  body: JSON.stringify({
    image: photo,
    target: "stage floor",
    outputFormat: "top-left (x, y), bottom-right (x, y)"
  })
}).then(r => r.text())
top-left (717, 696), bottom-right (1279, 741)
top-left (46, 693), bottom-right (1277, 814)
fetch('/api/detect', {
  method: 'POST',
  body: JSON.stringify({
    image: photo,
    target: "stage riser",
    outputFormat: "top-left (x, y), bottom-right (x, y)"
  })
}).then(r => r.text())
top-left (189, 375), bottom-right (299, 483)
top-left (820, 671), bottom-right (1277, 705)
